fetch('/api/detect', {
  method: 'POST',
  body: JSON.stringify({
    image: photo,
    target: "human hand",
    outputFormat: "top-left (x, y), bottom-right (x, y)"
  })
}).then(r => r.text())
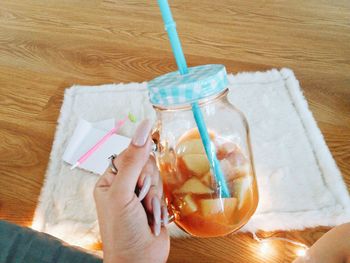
top-left (94, 119), bottom-right (170, 263)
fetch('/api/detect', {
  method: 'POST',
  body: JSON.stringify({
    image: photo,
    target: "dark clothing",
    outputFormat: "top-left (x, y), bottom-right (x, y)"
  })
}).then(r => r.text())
top-left (0, 220), bottom-right (102, 263)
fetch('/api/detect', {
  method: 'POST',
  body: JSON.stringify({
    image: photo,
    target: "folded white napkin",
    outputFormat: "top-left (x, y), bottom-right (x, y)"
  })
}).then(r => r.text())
top-left (33, 69), bottom-right (350, 247)
top-left (62, 118), bottom-right (130, 175)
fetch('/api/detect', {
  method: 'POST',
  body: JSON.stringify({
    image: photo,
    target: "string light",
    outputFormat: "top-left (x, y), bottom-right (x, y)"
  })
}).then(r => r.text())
top-left (252, 232), bottom-right (309, 258)
top-left (259, 241), bottom-right (272, 255)
top-left (296, 248), bottom-right (307, 257)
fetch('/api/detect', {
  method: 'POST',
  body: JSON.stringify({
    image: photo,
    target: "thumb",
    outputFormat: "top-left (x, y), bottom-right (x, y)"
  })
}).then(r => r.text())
top-left (110, 119), bottom-right (153, 200)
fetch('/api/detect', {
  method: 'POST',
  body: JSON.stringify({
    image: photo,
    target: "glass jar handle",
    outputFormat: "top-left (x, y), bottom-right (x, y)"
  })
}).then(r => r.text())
top-left (151, 128), bottom-right (160, 154)
top-left (162, 214), bottom-right (175, 225)
top-left (151, 140), bottom-right (158, 153)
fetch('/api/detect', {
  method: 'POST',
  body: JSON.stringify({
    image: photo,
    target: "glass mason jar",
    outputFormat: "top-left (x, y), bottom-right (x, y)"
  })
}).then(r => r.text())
top-left (148, 65), bottom-right (258, 237)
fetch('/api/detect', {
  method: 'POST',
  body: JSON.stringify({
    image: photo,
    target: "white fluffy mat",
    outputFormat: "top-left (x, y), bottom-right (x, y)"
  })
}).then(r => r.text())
top-left (32, 68), bottom-right (350, 247)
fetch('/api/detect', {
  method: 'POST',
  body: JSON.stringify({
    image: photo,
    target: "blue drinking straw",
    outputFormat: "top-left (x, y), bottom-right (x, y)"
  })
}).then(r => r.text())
top-left (157, 0), bottom-right (230, 198)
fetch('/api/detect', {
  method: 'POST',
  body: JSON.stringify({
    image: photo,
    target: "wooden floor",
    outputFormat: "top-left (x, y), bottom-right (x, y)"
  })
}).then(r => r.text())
top-left (0, 0), bottom-right (349, 262)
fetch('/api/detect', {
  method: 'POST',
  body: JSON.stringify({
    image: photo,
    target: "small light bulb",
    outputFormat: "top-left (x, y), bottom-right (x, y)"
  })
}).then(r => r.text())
top-left (296, 248), bottom-right (307, 257)
top-left (30, 220), bottom-right (40, 231)
top-left (259, 242), bottom-right (271, 254)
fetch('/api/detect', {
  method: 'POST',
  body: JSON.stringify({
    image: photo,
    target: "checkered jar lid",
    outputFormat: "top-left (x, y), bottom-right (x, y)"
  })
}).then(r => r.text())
top-left (147, 64), bottom-right (228, 106)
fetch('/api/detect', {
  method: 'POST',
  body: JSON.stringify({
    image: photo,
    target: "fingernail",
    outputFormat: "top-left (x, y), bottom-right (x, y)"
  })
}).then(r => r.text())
top-left (153, 221), bottom-right (161, 237)
top-left (162, 206), bottom-right (169, 225)
top-left (152, 197), bottom-right (161, 236)
top-left (152, 197), bottom-right (161, 225)
top-left (132, 119), bottom-right (152, 147)
top-left (138, 175), bottom-right (151, 201)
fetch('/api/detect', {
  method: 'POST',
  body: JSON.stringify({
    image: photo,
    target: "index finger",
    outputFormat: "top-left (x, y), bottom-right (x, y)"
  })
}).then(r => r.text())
top-left (109, 119), bottom-right (153, 200)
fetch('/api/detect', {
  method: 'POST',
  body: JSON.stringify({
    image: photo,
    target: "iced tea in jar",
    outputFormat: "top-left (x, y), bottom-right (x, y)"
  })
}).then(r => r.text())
top-left (148, 64), bottom-right (258, 237)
